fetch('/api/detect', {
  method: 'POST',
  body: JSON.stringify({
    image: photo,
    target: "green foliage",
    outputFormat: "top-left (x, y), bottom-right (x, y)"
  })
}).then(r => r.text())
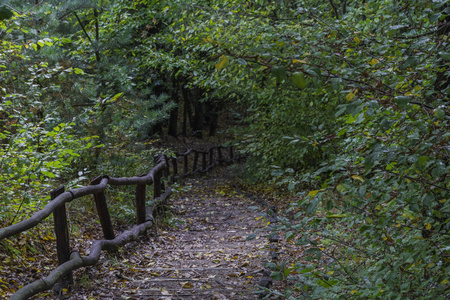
top-left (0, 10), bottom-right (100, 225)
top-left (130, 0), bottom-right (450, 298)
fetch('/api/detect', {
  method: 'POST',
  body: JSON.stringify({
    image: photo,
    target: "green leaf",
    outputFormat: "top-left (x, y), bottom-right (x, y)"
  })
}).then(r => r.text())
top-left (246, 234), bottom-right (257, 240)
top-left (270, 271), bottom-right (283, 281)
top-left (285, 231), bottom-right (295, 240)
top-left (271, 66), bottom-right (286, 83)
top-left (291, 72), bottom-right (307, 89)
top-left (440, 52), bottom-right (450, 60)
top-left (305, 248), bottom-right (321, 254)
top-left (73, 68), bottom-right (85, 75)
top-left (395, 96), bottom-right (410, 108)
top-left (434, 108), bottom-right (446, 120)
top-left (307, 198), bottom-right (320, 214)
top-left (40, 170), bottom-right (56, 178)
top-left (265, 262), bottom-right (278, 270)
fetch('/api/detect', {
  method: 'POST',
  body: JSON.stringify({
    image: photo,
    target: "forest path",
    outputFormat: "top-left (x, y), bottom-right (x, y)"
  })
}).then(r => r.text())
top-left (70, 166), bottom-right (269, 300)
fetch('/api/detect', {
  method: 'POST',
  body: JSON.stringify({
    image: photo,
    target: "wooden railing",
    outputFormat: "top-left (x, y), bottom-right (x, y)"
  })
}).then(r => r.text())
top-left (0, 145), bottom-right (236, 300)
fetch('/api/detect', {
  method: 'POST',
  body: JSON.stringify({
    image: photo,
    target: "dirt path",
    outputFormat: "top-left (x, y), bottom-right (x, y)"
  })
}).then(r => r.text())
top-left (62, 167), bottom-right (270, 299)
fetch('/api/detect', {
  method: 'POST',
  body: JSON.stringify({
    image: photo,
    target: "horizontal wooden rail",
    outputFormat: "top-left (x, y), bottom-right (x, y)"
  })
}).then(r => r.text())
top-left (0, 144), bottom-right (238, 300)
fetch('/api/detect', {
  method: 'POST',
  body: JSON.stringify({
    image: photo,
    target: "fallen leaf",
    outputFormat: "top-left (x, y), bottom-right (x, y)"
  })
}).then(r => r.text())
top-left (181, 281), bottom-right (194, 289)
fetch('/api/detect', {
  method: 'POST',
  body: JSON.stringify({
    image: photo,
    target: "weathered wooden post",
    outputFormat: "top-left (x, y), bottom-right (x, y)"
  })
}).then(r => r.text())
top-left (184, 153), bottom-right (189, 175)
top-left (51, 186), bottom-right (73, 284)
top-left (209, 147), bottom-right (214, 167)
top-left (218, 147), bottom-right (223, 162)
top-left (154, 169), bottom-right (162, 198)
top-left (163, 155), bottom-right (170, 178)
top-left (193, 150), bottom-right (199, 172)
top-left (90, 176), bottom-right (115, 240)
top-left (202, 151), bottom-right (207, 171)
top-left (171, 156), bottom-right (178, 181)
top-left (136, 174), bottom-right (147, 225)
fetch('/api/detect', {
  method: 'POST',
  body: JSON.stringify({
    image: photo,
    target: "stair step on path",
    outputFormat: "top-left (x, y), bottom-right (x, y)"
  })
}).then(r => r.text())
top-left (70, 167), bottom-right (269, 300)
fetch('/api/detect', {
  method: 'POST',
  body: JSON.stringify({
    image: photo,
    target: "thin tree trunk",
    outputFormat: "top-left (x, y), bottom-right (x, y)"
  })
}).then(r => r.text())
top-left (168, 78), bottom-right (178, 137)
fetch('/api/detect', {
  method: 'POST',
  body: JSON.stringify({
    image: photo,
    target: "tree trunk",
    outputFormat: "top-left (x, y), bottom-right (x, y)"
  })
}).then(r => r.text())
top-left (192, 90), bottom-right (204, 138)
top-left (207, 101), bottom-right (219, 136)
top-left (180, 83), bottom-right (188, 136)
top-left (168, 78), bottom-right (178, 137)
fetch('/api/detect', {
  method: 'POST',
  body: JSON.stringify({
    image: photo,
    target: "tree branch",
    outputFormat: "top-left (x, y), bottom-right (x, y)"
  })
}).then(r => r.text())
top-left (328, 0), bottom-right (340, 19)
top-left (73, 12), bottom-right (94, 46)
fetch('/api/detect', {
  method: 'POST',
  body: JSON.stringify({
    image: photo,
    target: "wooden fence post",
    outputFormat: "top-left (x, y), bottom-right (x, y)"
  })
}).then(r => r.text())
top-left (154, 169), bottom-right (162, 198)
top-left (51, 186), bottom-right (73, 284)
top-left (136, 174), bottom-right (147, 225)
top-left (184, 154), bottom-right (189, 175)
top-left (163, 155), bottom-right (170, 178)
top-left (202, 152), bottom-right (207, 171)
top-left (90, 176), bottom-right (115, 240)
top-left (218, 147), bottom-right (223, 162)
top-left (193, 151), bottom-right (199, 172)
top-left (209, 147), bottom-right (214, 167)
top-left (172, 156), bottom-right (178, 181)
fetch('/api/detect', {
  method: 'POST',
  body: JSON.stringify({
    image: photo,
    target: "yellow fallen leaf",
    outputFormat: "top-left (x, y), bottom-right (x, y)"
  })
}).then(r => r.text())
top-left (354, 37), bottom-right (360, 44)
top-left (215, 55), bottom-right (229, 70)
top-left (181, 282), bottom-right (194, 289)
top-left (326, 214), bottom-right (345, 218)
top-left (346, 89), bottom-right (358, 101)
top-left (293, 59), bottom-right (307, 64)
top-left (308, 190), bottom-right (320, 197)
top-left (441, 279), bottom-right (449, 285)
top-left (369, 58), bottom-right (379, 65)
top-left (425, 223), bottom-right (432, 230)
top-left (351, 290), bottom-right (358, 294)
top-left (351, 175), bottom-right (364, 182)
top-left (161, 287), bottom-right (171, 295)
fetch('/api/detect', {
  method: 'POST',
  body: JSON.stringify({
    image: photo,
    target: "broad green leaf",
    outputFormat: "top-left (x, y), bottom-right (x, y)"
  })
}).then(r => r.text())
top-left (285, 231), bottom-right (294, 240)
top-left (271, 66), bottom-right (286, 83)
top-left (305, 248), bottom-right (321, 254)
top-left (440, 52), bottom-right (450, 60)
top-left (270, 271), bottom-right (283, 281)
top-left (41, 170), bottom-right (56, 178)
top-left (434, 108), bottom-right (445, 120)
top-left (395, 96), bottom-right (410, 108)
top-left (291, 72), bottom-right (307, 89)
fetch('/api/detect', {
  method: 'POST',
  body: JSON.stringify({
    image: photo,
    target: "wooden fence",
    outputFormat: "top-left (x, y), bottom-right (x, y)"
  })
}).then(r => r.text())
top-left (0, 145), bottom-right (236, 300)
